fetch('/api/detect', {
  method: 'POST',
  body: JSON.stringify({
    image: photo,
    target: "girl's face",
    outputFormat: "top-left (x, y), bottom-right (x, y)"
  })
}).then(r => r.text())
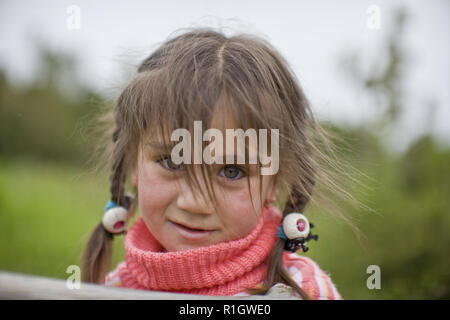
top-left (131, 115), bottom-right (279, 252)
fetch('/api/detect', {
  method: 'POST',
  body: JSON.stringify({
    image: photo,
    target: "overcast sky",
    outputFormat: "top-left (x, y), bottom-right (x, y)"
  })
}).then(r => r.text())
top-left (0, 0), bottom-right (448, 153)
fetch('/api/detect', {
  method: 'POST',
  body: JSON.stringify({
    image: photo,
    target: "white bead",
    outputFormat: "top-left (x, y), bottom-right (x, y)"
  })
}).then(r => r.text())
top-left (102, 206), bottom-right (129, 234)
top-left (283, 213), bottom-right (310, 239)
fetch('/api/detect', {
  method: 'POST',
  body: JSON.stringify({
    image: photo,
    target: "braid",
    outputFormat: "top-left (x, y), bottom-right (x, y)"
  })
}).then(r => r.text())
top-left (250, 176), bottom-right (316, 298)
top-left (81, 111), bottom-right (128, 283)
top-left (283, 188), bottom-right (306, 214)
top-left (110, 105), bottom-right (129, 206)
top-left (112, 127), bottom-right (120, 144)
top-left (283, 175), bottom-right (315, 215)
top-left (110, 150), bottom-right (126, 206)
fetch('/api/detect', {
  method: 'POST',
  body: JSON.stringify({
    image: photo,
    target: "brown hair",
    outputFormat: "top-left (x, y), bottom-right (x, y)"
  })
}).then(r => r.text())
top-left (82, 28), bottom-right (365, 299)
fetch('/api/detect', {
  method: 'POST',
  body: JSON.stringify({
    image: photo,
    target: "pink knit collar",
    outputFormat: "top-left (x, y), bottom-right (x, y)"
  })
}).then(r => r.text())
top-left (118, 205), bottom-right (282, 296)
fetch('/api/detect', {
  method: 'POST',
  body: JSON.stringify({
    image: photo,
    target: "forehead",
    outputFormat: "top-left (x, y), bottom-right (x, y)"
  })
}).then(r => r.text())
top-left (208, 105), bottom-right (241, 131)
top-left (144, 95), bottom-right (250, 141)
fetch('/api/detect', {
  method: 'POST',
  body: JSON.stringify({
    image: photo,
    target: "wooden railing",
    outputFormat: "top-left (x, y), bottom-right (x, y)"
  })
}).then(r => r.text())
top-left (0, 271), bottom-right (297, 300)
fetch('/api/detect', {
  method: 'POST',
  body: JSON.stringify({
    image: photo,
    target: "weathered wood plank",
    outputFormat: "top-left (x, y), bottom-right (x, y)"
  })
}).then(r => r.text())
top-left (0, 271), bottom-right (298, 300)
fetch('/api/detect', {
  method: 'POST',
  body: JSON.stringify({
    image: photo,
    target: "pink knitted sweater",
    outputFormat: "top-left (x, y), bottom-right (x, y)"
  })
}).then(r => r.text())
top-left (105, 205), bottom-right (342, 299)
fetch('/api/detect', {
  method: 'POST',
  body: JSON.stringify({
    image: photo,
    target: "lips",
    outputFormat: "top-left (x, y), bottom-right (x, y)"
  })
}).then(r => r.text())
top-left (169, 220), bottom-right (216, 240)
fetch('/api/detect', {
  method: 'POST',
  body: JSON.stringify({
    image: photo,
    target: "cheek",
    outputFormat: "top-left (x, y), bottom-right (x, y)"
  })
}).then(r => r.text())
top-left (136, 164), bottom-right (174, 219)
top-left (218, 184), bottom-right (262, 237)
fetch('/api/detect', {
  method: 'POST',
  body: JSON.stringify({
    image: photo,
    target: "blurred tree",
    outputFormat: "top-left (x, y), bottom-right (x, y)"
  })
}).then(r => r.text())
top-left (329, 7), bottom-right (450, 299)
top-left (0, 40), bottom-right (106, 166)
top-left (341, 8), bottom-right (408, 130)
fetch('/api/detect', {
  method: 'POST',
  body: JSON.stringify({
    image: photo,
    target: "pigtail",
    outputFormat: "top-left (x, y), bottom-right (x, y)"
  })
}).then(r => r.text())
top-left (249, 186), bottom-right (313, 299)
top-left (262, 239), bottom-right (311, 300)
top-left (109, 128), bottom-right (128, 206)
top-left (283, 185), bottom-right (312, 215)
top-left (81, 125), bottom-right (128, 283)
top-left (81, 223), bottom-right (114, 283)
top-left (81, 39), bottom-right (156, 285)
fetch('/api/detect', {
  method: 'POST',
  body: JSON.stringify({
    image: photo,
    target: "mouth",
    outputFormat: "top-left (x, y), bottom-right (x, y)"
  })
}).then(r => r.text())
top-left (169, 220), bottom-right (216, 240)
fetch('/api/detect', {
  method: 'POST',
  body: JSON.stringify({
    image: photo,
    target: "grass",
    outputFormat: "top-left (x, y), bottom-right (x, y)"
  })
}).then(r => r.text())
top-left (0, 158), bottom-right (125, 279)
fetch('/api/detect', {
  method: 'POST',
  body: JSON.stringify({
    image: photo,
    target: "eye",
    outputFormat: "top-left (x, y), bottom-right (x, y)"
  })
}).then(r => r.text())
top-left (157, 156), bottom-right (182, 170)
top-left (219, 165), bottom-right (245, 180)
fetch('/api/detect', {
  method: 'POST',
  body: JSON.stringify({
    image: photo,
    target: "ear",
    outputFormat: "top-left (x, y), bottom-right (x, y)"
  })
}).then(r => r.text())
top-left (130, 168), bottom-right (138, 188)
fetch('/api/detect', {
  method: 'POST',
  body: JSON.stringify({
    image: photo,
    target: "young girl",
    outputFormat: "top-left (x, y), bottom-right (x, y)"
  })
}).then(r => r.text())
top-left (82, 28), bottom-right (353, 300)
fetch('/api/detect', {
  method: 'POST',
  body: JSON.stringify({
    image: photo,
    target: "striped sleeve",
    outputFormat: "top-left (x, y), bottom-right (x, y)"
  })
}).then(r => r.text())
top-left (103, 262), bottom-right (125, 287)
top-left (283, 252), bottom-right (343, 300)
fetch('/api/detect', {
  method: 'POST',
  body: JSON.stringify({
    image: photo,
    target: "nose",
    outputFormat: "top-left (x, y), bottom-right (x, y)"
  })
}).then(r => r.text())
top-left (176, 178), bottom-right (215, 215)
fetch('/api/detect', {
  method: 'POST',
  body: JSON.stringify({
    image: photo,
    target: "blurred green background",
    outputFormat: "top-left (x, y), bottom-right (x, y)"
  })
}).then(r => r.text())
top-left (0, 8), bottom-right (449, 299)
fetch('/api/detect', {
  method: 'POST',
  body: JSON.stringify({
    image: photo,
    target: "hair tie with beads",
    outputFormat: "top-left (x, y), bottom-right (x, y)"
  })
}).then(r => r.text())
top-left (102, 193), bottom-right (135, 235)
top-left (277, 213), bottom-right (319, 253)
